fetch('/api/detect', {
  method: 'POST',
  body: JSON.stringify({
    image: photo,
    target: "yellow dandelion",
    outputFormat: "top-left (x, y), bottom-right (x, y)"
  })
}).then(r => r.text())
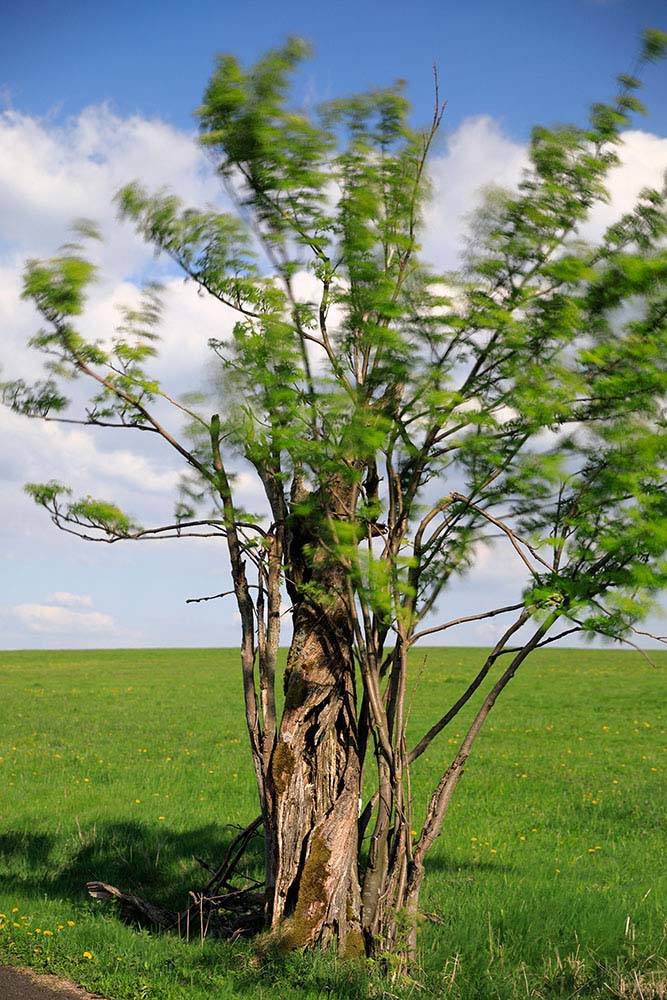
top-left (555, 868), bottom-right (561, 873)
top-left (67, 920), bottom-right (75, 927)
top-left (134, 798), bottom-right (141, 804)
top-left (83, 951), bottom-right (93, 960)
top-left (519, 835), bottom-right (526, 841)
top-left (490, 848), bottom-right (497, 854)
top-left (43, 930), bottom-right (53, 936)
top-left (158, 815), bottom-right (165, 821)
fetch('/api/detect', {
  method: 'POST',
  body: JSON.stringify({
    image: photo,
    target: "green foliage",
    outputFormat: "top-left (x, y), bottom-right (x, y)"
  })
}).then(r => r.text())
top-left (8, 32), bottom-right (667, 713)
top-left (24, 481), bottom-right (72, 506)
top-left (22, 250), bottom-right (97, 319)
top-left (641, 27), bottom-right (667, 63)
top-left (67, 497), bottom-right (139, 537)
top-left (24, 482), bottom-right (139, 538)
top-left (1, 378), bottom-right (69, 416)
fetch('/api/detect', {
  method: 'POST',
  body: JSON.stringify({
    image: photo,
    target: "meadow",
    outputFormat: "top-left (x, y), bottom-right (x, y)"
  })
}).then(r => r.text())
top-left (0, 646), bottom-right (665, 999)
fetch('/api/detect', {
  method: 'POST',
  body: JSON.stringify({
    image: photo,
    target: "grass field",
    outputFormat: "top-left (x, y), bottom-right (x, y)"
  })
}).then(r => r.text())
top-left (0, 646), bottom-right (665, 999)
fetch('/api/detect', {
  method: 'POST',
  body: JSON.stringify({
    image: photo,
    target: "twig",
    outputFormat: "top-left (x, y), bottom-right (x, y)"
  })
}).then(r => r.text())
top-left (451, 492), bottom-right (555, 576)
top-left (410, 602), bottom-right (525, 645)
top-left (186, 587), bottom-right (259, 605)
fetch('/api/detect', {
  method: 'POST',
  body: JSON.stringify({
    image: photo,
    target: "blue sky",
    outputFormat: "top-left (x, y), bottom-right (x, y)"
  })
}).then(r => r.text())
top-left (1, 0), bottom-right (666, 649)
top-left (3, 0), bottom-right (667, 136)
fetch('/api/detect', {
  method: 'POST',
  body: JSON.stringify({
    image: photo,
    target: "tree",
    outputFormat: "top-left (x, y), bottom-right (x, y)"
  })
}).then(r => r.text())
top-left (4, 30), bottom-right (667, 966)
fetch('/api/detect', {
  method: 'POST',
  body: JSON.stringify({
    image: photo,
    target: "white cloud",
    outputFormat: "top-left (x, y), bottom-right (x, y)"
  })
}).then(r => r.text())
top-left (423, 116), bottom-right (527, 268)
top-left (6, 602), bottom-right (115, 634)
top-left (584, 130), bottom-right (667, 239)
top-left (0, 406), bottom-right (180, 498)
top-left (0, 104), bottom-right (221, 274)
top-left (423, 120), bottom-right (667, 268)
top-left (45, 591), bottom-right (93, 608)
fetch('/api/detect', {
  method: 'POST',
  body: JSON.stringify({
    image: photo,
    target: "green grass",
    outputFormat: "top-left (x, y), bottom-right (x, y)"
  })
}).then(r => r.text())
top-left (0, 647), bottom-right (665, 999)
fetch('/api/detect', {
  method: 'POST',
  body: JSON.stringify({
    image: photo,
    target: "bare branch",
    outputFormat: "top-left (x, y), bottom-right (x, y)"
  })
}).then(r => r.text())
top-left (23, 413), bottom-right (160, 432)
top-left (451, 492), bottom-right (556, 576)
top-left (410, 602), bottom-right (525, 646)
top-left (408, 609), bottom-right (531, 765)
top-left (186, 587), bottom-right (259, 604)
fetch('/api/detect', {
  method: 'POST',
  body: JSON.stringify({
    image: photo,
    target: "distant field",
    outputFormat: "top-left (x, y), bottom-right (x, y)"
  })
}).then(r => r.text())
top-left (0, 647), bottom-right (665, 1000)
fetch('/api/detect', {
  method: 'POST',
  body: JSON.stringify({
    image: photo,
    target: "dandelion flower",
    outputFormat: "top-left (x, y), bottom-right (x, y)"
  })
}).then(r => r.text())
top-left (67, 920), bottom-right (75, 927)
top-left (83, 951), bottom-right (93, 960)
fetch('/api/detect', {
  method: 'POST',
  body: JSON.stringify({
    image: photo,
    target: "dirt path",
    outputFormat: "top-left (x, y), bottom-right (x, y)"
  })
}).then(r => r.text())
top-left (0, 966), bottom-right (106, 1000)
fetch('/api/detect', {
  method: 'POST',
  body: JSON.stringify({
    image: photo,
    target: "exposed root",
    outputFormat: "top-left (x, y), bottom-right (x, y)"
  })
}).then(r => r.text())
top-left (86, 816), bottom-right (266, 942)
top-left (86, 881), bottom-right (175, 929)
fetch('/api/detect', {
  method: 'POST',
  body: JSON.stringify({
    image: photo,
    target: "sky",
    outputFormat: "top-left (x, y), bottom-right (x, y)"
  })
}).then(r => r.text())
top-left (1, 0), bottom-right (666, 650)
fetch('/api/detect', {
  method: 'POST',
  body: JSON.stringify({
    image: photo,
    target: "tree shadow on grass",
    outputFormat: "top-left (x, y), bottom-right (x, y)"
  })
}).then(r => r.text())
top-left (423, 853), bottom-right (515, 876)
top-left (0, 819), bottom-right (265, 912)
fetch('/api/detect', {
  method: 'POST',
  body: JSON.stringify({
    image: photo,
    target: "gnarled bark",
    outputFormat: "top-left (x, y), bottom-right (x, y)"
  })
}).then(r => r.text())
top-left (269, 576), bottom-right (364, 955)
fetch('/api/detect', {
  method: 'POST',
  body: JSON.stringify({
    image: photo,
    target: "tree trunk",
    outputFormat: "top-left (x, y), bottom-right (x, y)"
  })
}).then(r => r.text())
top-left (268, 579), bottom-right (364, 956)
